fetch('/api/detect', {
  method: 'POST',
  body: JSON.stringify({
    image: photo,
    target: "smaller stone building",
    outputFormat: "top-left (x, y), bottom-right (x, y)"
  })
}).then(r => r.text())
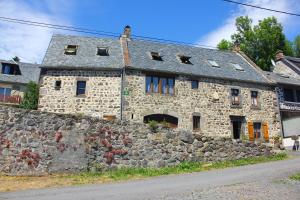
top-left (39, 27), bottom-right (282, 141)
top-left (0, 59), bottom-right (40, 105)
top-left (265, 51), bottom-right (300, 148)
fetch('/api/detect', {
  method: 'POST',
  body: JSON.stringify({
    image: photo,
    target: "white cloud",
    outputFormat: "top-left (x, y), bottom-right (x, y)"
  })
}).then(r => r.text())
top-left (0, 0), bottom-right (72, 63)
top-left (199, 0), bottom-right (300, 47)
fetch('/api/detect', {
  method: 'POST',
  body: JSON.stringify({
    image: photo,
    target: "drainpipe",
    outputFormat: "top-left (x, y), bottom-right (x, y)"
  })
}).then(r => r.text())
top-left (119, 25), bottom-right (131, 121)
top-left (120, 67), bottom-right (125, 121)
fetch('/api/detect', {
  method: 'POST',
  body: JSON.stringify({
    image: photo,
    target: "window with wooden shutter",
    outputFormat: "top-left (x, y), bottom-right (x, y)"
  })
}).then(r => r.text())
top-left (262, 122), bottom-right (269, 142)
top-left (248, 121), bottom-right (254, 142)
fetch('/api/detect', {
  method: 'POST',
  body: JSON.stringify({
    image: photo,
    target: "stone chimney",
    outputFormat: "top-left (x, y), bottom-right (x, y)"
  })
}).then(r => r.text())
top-left (122, 25), bottom-right (131, 40)
top-left (275, 50), bottom-right (284, 61)
top-left (232, 41), bottom-right (240, 52)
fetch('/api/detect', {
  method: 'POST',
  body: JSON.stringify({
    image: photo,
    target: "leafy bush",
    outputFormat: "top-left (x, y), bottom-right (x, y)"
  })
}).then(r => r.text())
top-left (19, 81), bottom-right (39, 110)
top-left (148, 120), bottom-right (158, 132)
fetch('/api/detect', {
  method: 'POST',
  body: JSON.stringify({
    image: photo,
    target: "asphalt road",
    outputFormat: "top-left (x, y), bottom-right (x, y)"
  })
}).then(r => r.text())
top-left (1, 154), bottom-right (300, 200)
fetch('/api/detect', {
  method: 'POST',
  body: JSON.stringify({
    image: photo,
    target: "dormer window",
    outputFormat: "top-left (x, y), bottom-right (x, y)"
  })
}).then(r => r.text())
top-left (179, 55), bottom-right (192, 64)
top-left (64, 45), bottom-right (78, 55)
top-left (150, 52), bottom-right (163, 61)
top-left (1, 63), bottom-right (21, 75)
top-left (208, 60), bottom-right (219, 67)
top-left (232, 63), bottom-right (244, 71)
top-left (97, 47), bottom-right (109, 56)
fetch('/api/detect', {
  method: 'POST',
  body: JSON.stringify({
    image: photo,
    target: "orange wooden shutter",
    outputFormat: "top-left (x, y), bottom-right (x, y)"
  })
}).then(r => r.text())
top-left (248, 122), bottom-right (254, 141)
top-left (262, 122), bottom-right (269, 142)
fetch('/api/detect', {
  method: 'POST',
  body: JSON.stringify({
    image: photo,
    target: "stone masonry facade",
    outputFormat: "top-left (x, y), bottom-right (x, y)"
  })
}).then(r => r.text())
top-left (123, 70), bottom-right (281, 138)
top-left (38, 68), bottom-right (281, 139)
top-left (38, 69), bottom-right (122, 118)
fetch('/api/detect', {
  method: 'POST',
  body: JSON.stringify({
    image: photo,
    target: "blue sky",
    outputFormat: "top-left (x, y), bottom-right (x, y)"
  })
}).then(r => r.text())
top-left (0, 0), bottom-right (300, 63)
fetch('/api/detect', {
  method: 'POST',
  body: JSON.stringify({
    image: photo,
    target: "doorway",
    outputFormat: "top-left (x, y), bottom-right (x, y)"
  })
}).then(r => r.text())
top-left (230, 116), bottom-right (245, 139)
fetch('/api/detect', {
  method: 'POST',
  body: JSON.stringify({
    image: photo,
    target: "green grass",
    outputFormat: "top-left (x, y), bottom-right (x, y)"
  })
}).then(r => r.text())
top-left (290, 172), bottom-right (300, 181)
top-left (0, 153), bottom-right (288, 192)
top-left (63, 153), bottom-right (288, 182)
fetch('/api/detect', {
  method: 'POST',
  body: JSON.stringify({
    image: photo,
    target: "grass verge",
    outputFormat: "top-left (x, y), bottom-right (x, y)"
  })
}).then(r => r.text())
top-left (290, 172), bottom-right (300, 181)
top-left (0, 153), bottom-right (287, 192)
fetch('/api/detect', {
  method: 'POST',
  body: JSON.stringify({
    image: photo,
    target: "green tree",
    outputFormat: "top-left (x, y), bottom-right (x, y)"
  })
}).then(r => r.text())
top-left (19, 81), bottom-right (39, 110)
top-left (294, 35), bottom-right (300, 57)
top-left (217, 39), bottom-right (232, 50)
top-left (283, 40), bottom-right (294, 57)
top-left (218, 16), bottom-right (288, 71)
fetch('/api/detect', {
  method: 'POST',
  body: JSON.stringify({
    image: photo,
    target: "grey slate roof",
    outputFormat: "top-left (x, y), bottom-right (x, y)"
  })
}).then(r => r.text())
top-left (42, 34), bottom-right (271, 84)
top-left (264, 71), bottom-right (300, 86)
top-left (0, 60), bottom-right (41, 84)
top-left (42, 34), bottom-right (124, 69)
top-left (282, 56), bottom-right (300, 75)
top-left (127, 40), bottom-right (270, 84)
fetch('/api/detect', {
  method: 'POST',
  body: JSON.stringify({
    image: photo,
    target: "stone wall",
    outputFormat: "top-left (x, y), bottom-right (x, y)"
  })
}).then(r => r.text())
top-left (0, 105), bottom-right (276, 175)
top-left (123, 70), bottom-right (281, 138)
top-left (38, 69), bottom-right (122, 118)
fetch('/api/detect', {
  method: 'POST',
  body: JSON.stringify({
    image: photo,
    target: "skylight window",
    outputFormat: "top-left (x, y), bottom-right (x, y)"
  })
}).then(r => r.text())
top-left (150, 52), bottom-right (163, 61)
top-left (208, 60), bottom-right (219, 67)
top-left (97, 47), bottom-right (109, 56)
top-left (64, 45), bottom-right (78, 55)
top-left (179, 55), bottom-right (192, 64)
top-left (232, 63), bottom-right (244, 71)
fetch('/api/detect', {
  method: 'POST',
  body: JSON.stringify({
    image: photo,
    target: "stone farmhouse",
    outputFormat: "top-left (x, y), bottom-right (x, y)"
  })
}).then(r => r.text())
top-left (265, 51), bottom-right (300, 148)
top-left (0, 59), bottom-right (40, 105)
top-left (38, 26), bottom-right (282, 141)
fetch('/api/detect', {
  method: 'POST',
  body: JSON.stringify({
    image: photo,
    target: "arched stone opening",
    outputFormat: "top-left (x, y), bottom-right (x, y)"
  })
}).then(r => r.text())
top-left (143, 114), bottom-right (178, 128)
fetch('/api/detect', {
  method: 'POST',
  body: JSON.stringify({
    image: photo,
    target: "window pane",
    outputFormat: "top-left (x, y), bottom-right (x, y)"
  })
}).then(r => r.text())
top-left (153, 77), bottom-right (159, 93)
top-left (191, 80), bottom-right (198, 89)
top-left (168, 78), bottom-right (174, 95)
top-left (4, 88), bottom-right (11, 96)
top-left (146, 76), bottom-right (152, 93)
top-left (76, 81), bottom-right (86, 95)
top-left (231, 89), bottom-right (239, 96)
top-left (0, 88), bottom-right (4, 95)
top-left (254, 123), bottom-right (261, 139)
top-left (161, 78), bottom-right (167, 94)
top-left (297, 90), bottom-right (300, 102)
top-left (251, 91), bottom-right (258, 98)
top-left (284, 89), bottom-right (294, 102)
top-left (3, 64), bottom-right (12, 74)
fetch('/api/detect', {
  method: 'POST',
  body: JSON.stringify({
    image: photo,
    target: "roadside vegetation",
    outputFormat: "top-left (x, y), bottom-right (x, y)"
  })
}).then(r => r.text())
top-left (0, 153), bottom-right (287, 192)
top-left (290, 172), bottom-right (300, 181)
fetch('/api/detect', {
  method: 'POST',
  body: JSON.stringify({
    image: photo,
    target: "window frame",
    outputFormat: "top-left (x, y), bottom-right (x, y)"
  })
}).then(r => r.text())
top-left (191, 80), bottom-right (199, 89)
top-left (253, 122), bottom-right (262, 140)
top-left (250, 90), bottom-right (259, 108)
top-left (1, 63), bottom-right (21, 75)
top-left (230, 88), bottom-right (241, 107)
top-left (231, 63), bottom-right (244, 71)
top-left (55, 80), bottom-right (62, 90)
top-left (76, 80), bottom-right (87, 96)
top-left (150, 52), bottom-right (163, 61)
top-left (145, 75), bottom-right (175, 96)
top-left (64, 45), bottom-right (78, 55)
top-left (178, 55), bottom-right (192, 64)
top-left (283, 88), bottom-right (296, 102)
top-left (97, 47), bottom-right (109, 56)
top-left (207, 59), bottom-right (219, 67)
top-left (192, 115), bottom-right (201, 131)
top-left (0, 87), bottom-right (12, 96)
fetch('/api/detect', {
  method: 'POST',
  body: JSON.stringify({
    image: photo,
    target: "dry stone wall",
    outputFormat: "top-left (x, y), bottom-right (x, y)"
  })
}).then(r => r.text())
top-left (0, 106), bottom-right (275, 175)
